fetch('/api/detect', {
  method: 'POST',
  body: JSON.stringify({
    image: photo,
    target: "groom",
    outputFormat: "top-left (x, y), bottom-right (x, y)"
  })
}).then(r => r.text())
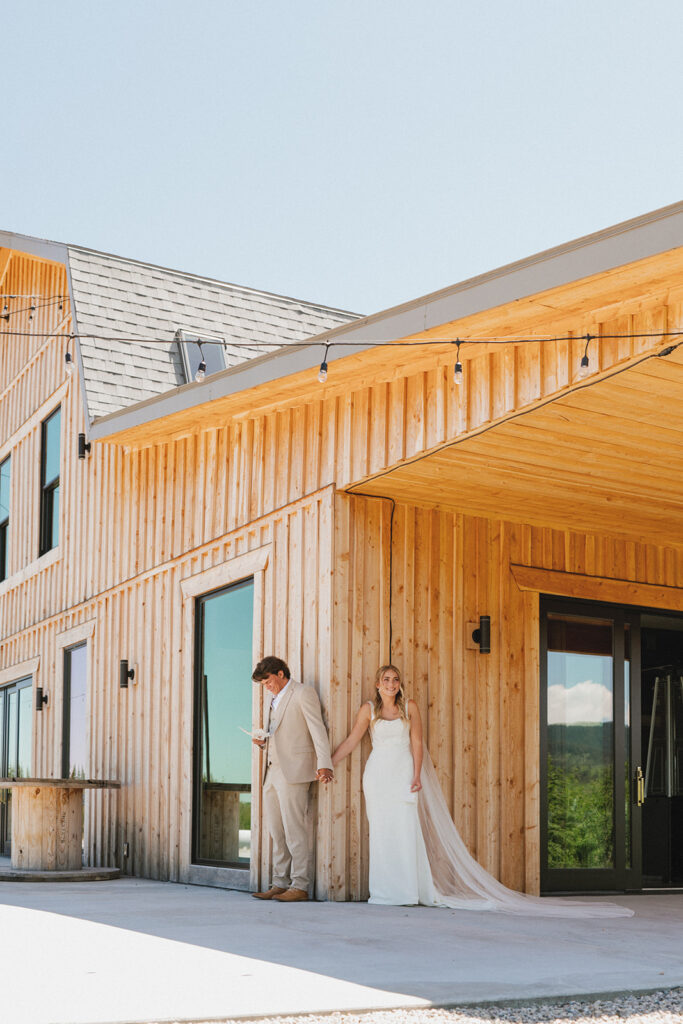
top-left (251, 656), bottom-right (333, 902)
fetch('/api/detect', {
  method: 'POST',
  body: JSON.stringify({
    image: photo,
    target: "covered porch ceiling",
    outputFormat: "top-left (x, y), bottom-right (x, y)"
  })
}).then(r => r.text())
top-left (350, 345), bottom-right (683, 547)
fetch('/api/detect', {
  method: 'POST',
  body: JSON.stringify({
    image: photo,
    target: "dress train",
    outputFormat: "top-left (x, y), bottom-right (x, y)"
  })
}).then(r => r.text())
top-left (362, 713), bottom-right (633, 917)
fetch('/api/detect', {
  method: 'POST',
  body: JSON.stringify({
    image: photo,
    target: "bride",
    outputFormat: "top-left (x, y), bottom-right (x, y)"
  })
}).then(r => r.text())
top-left (331, 664), bottom-right (633, 917)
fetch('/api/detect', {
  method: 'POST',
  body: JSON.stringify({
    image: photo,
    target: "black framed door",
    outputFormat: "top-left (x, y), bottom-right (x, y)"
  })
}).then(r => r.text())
top-left (640, 614), bottom-right (683, 887)
top-left (0, 676), bottom-right (33, 856)
top-left (541, 598), bottom-right (641, 893)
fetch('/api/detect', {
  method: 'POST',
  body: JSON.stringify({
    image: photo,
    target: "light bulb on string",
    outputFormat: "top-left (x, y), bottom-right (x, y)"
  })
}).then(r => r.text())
top-left (195, 341), bottom-right (206, 382)
top-left (578, 334), bottom-right (593, 378)
top-left (1, 303), bottom-right (8, 322)
top-left (64, 337), bottom-right (75, 378)
top-left (453, 340), bottom-right (463, 386)
top-left (318, 344), bottom-right (330, 384)
top-left (29, 303), bottom-right (35, 321)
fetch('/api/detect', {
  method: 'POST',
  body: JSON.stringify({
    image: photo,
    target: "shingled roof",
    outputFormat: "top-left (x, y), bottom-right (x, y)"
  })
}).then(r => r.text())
top-left (67, 246), bottom-right (360, 422)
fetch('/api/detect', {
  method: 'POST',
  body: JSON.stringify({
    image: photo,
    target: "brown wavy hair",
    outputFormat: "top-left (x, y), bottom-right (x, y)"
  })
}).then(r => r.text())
top-left (372, 664), bottom-right (408, 723)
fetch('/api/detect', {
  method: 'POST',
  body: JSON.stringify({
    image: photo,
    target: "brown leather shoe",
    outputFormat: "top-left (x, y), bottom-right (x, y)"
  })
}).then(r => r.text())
top-left (272, 887), bottom-right (309, 902)
top-left (251, 886), bottom-right (287, 900)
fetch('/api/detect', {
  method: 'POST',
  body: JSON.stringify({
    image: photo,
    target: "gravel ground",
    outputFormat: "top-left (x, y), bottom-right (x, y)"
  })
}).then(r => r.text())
top-left (154, 989), bottom-right (683, 1024)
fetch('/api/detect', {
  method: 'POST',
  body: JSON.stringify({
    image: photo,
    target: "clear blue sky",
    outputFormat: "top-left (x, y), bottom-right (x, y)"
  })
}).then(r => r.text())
top-left (4, 1), bottom-right (682, 315)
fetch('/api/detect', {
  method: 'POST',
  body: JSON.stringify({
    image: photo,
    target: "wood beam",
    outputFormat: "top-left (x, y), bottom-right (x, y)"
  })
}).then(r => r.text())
top-left (510, 564), bottom-right (683, 612)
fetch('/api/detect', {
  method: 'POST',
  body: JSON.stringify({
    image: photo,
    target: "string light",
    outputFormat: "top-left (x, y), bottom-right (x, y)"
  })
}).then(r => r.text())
top-left (453, 340), bottom-right (463, 386)
top-left (64, 336), bottom-right (75, 376)
top-left (1, 326), bottom-right (682, 349)
top-left (3, 318), bottom-right (683, 396)
top-left (0, 295), bottom-right (65, 322)
top-left (579, 334), bottom-right (592, 378)
top-left (318, 344), bottom-right (330, 384)
top-left (194, 342), bottom-right (207, 382)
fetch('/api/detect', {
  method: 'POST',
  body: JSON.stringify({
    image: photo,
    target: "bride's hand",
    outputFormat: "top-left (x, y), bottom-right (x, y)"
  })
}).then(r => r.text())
top-left (410, 777), bottom-right (422, 792)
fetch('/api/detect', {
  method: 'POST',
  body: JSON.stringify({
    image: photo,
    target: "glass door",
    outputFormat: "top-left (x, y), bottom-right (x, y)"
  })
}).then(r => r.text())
top-left (540, 599), bottom-right (641, 892)
top-left (192, 578), bottom-right (254, 869)
top-left (0, 676), bottom-right (33, 856)
top-left (641, 616), bottom-right (683, 887)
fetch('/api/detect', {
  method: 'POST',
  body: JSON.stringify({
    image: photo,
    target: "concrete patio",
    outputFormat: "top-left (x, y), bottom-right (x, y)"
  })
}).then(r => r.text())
top-left (0, 877), bottom-right (681, 1024)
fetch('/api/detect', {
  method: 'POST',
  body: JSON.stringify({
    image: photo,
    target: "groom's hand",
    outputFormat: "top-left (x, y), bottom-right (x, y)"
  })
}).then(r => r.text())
top-left (316, 768), bottom-right (333, 784)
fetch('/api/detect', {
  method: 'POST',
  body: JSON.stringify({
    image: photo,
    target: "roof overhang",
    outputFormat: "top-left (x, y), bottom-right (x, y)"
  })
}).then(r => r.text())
top-left (348, 338), bottom-right (683, 546)
top-left (89, 200), bottom-right (683, 446)
top-left (0, 230), bottom-right (68, 265)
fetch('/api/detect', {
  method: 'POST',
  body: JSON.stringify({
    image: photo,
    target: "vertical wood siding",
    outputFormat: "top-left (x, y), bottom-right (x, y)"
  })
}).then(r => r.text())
top-left (328, 494), bottom-right (683, 899)
top-left (2, 249), bottom-right (683, 894)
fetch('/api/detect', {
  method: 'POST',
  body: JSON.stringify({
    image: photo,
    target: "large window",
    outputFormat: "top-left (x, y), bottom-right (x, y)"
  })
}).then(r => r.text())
top-left (545, 614), bottom-right (616, 872)
top-left (0, 677), bottom-right (33, 856)
top-left (62, 644), bottom-right (88, 779)
top-left (0, 456), bottom-right (9, 581)
top-left (177, 330), bottom-right (227, 383)
top-left (193, 578), bottom-right (254, 868)
top-left (39, 406), bottom-right (61, 556)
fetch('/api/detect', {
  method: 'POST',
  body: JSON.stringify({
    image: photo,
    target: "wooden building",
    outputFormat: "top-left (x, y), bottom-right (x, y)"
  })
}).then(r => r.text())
top-left (1, 204), bottom-right (682, 899)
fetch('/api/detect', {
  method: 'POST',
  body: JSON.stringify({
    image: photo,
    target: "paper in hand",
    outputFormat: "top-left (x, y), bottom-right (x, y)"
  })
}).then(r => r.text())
top-left (239, 726), bottom-right (270, 741)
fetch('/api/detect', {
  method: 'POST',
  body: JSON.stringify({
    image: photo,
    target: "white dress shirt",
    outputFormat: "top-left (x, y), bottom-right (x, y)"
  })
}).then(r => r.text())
top-left (270, 679), bottom-right (291, 714)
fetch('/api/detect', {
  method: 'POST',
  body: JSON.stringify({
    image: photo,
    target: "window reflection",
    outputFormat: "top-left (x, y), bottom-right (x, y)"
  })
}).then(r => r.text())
top-left (64, 644), bottom-right (88, 779)
top-left (17, 688), bottom-right (32, 778)
top-left (0, 678), bottom-right (32, 855)
top-left (546, 615), bottom-right (615, 870)
top-left (194, 578), bottom-right (254, 867)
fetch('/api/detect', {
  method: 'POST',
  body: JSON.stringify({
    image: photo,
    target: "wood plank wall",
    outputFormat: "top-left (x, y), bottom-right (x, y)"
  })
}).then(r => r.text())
top-left (328, 493), bottom-right (683, 899)
top-left (1, 485), bottom-right (335, 881)
top-left (2, 249), bottom-right (683, 891)
top-left (2, 278), bottom-right (678, 642)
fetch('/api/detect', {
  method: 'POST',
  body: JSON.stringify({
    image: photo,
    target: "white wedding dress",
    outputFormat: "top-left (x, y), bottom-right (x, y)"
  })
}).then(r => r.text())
top-left (362, 709), bottom-right (633, 917)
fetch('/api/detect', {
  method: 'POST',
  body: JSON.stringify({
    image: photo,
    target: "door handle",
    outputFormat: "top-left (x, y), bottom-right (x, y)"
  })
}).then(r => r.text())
top-left (635, 766), bottom-right (645, 806)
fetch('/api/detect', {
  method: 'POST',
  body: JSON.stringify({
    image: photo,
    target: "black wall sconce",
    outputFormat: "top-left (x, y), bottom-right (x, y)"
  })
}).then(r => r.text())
top-left (472, 615), bottom-right (491, 654)
top-left (78, 433), bottom-right (91, 460)
top-left (35, 686), bottom-right (49, 710)
top-left (120, 660), bottom-right (135, 688)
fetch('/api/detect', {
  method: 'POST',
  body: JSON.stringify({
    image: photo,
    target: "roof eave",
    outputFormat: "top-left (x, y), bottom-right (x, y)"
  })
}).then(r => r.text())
top-left (89, 199), bottom-right (683, 442)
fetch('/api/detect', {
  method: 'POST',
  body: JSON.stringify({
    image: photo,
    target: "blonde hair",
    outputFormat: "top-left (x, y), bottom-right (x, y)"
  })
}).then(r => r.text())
top-left (372, 664), bottom-right (408, 723)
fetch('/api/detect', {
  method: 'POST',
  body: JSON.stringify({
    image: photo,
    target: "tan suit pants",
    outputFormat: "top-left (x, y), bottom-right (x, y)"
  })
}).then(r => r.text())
top-left (263, 745), bottom-right (311, 891)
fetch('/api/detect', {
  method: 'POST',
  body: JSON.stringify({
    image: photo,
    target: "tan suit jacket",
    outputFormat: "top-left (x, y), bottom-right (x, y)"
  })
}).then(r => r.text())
top-left (266, 680), bottom-right (333, 784)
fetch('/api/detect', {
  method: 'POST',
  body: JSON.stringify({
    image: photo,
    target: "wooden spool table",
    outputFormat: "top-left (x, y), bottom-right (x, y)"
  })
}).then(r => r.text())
top-left (0, 778), bottom-right (121, 881)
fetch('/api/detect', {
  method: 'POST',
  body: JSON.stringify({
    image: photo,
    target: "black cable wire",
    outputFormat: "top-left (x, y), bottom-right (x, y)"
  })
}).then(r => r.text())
top-left (2, 327), bottom-right (683, 349)
top-left (347, 492), bottom-right (396, 662)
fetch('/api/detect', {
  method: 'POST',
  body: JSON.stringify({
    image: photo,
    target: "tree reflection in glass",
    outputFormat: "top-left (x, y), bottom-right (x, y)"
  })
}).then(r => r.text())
top-left (547, 616), bottom-right (615, 870)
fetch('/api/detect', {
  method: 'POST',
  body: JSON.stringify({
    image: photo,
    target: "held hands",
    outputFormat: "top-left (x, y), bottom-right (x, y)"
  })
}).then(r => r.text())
top-left (316, 768), bottom-right (334, 784)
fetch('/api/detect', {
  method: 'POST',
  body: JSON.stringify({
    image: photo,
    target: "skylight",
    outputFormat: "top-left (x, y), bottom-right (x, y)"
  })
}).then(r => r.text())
top-left (176, 330), bottom-right (227, 383)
